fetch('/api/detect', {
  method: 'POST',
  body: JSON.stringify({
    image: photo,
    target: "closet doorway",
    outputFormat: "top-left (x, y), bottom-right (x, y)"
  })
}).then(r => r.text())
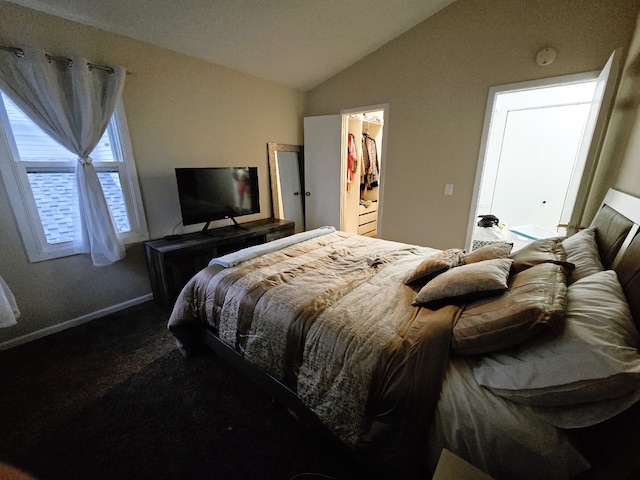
top-left (467, 50), bottom-right (621, 248)
top-left (303, 104), bottom-right (388, 236)
top-left (343, 107), bottom-right (385, 237)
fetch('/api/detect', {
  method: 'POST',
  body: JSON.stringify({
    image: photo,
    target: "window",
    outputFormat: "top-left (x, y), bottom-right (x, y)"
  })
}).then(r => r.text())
top-left (0, 91), bottom-right (148, 262)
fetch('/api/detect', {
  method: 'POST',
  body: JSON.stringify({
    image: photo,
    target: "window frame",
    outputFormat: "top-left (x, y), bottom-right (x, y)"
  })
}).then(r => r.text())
top-left (0, 95), bottom-right (148, 262)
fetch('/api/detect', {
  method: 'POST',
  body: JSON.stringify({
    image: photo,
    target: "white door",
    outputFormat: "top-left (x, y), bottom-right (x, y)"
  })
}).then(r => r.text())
top-left (303, 115), bottom-right (344, 230)
top-left (561, 49), bottom-right (622, 235)
top-left (490, 102), bottom-right (592, 230)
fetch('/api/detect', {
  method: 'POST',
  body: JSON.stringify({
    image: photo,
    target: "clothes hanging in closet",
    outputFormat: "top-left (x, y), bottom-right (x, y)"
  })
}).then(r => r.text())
top-left (361, 132), bottom-right (380, 191)
top-left (347, 133), bottom-right (358, 186)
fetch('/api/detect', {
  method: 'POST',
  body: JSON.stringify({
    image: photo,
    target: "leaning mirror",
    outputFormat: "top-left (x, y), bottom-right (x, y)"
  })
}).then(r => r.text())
top-left (267, 143), bottom-right (305, 233)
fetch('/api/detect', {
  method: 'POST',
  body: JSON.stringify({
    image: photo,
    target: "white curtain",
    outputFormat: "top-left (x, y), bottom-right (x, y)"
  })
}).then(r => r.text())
top-left (0, 46), bottom-right (126, 266)
top-left (0, 275), bottom-right (19, 328)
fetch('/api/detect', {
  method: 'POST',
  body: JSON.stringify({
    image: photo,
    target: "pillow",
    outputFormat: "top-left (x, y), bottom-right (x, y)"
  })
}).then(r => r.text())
top-left (509, 236), bottom-right (569, 273)
top-left (562, 226), bottom-right (604, 283)
top-left (463, 242), bottom-right (513, 264)
top-left (451, 262), bottom-right (567, 355)
top-left (472, 270), bottom-right (640, 411)
top-left (591, 204), bottom-right (634, 268)
top-left (404, 248), bottom-right (464, 285)
top-left (413, 258), bottom-right (512, 307)
top-left (532, 390), bottom-right (640, 429)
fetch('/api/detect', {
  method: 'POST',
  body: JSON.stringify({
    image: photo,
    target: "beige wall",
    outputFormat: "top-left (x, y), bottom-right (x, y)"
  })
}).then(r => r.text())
top-left (0, 2), bottom-right (305, 346)
top-left (306, 0), bottom-right (640, 249)
top-left (588, 12), bottom-right (640, 218)
top-left (3, 0), bottom-right (640, 347)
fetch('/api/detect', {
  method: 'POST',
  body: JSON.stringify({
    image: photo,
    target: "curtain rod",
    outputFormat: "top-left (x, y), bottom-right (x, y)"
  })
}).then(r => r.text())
top-left (0, 45), bottom-right (134, 76)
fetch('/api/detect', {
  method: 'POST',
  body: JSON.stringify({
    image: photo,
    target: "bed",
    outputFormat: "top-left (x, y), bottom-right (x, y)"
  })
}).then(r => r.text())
top-left (167, 188), bottom-right (640, 479)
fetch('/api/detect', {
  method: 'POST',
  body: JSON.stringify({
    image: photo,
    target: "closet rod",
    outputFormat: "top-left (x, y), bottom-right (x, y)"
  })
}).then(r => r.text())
top-left (0, 44), bottom-right (135, 75)
top-left (349, 113), bottom-right (383, 126)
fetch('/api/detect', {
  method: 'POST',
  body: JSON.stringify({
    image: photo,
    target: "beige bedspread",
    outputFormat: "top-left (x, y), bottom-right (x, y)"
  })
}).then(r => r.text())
top-left (167, 230), bottom-right (601, 479)
top-left (168, 231), bottom-right (459, 475)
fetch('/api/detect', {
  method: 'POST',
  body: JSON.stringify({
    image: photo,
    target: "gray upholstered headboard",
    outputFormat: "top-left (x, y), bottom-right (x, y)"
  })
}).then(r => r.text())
top-left (590, 189), bottom-right (640, 328)
top-left (616, 234), bottom-right (640, 328)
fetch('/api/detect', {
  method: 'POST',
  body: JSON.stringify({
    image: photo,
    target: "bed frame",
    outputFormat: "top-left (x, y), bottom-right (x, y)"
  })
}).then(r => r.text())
top-left (196, 321), bottom-right (348, 449)
top-left (589, 189), bottom-right (640, 329)
top-left (194, 188), bottom-right (640, 479)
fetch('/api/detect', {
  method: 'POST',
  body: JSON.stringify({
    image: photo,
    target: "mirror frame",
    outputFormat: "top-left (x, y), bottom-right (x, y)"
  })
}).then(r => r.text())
top-left (267, 143), bottom-right (304, 226)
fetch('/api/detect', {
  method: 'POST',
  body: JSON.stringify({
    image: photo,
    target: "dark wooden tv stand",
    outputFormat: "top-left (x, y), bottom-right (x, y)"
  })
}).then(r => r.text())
top-left (144, 218), bottom-right (295, 310)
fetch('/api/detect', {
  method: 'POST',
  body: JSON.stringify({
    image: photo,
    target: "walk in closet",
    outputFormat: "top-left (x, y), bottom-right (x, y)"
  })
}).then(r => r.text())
top-left (303, 105), bottom-right (387, 237)
top-left (344, 111), bottom-right (384, 237)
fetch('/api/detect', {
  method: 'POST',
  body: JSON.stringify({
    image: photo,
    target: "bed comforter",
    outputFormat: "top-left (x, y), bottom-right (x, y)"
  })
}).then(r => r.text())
top-left (168, 230), bottom-right (602, 478)
top-left (169, 231), bottom-right (462, 474)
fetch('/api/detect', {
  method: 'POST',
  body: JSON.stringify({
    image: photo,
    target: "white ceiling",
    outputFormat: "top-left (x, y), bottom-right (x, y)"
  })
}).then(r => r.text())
top-left (6, 0), bottom-right (456, 91)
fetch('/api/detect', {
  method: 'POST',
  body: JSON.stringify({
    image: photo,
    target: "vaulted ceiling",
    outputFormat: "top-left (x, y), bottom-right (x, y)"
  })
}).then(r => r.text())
top-left (5, 0), bottom-right (456, 91)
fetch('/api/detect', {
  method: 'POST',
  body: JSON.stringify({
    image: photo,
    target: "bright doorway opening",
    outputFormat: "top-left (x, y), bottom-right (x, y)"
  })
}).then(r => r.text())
top-left (467, 50), bottom-right (621, 250)
top-left (476, 79), bottom-right (597, 235)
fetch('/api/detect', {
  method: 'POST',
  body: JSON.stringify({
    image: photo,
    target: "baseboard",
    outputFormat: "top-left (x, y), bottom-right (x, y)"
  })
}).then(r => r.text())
top-left (0, 294), bottom-right (153, 351)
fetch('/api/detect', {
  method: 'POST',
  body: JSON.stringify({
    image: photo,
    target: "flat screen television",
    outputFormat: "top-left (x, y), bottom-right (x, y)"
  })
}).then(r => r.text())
top-left (175, 167), bottom-right (260, 231)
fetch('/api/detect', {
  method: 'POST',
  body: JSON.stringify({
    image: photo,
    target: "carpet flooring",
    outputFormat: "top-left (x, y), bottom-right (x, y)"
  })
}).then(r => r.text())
top-left (0, 302), bottom-right (368, 480)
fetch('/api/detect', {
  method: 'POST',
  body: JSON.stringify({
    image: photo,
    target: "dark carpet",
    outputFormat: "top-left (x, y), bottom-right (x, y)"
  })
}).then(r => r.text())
top-left (0, 302), bottom-right (367, 480)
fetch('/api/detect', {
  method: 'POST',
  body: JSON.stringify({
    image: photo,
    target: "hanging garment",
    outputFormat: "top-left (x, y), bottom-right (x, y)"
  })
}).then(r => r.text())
top-left (347, 133), bottom-right (358, 186)
top-left (361, 133), bottom-right (380, 190)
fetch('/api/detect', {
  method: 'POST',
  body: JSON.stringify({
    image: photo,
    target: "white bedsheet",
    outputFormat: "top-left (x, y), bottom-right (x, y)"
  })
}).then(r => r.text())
top-left (427, 356), bottom-right (590, 479)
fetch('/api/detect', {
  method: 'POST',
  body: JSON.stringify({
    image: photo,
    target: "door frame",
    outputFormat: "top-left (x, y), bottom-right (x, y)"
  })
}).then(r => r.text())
top-left (563, 50), bottom-right (622, 235)
top-left (340, 103), bottom-right (390, 235)
top-left (465, 71), bottom-right (599, 250)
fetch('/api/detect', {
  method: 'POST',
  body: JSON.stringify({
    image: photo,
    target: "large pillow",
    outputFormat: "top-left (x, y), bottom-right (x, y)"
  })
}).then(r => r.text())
top-left (413, 258), bottom-right (512, 308)
top-left (472, 270), bottom-right (640, 412)
top-left (404, 248), bottom-right (464, 285)
top-left (509, 236), bottom-right (569, 273)
top-left (562, 226), bottom-right (604, 283)
top-left (463, 242), bottom-right (513, 264)
top-left (531, 390), bottom-right (640, 429)
top-left (451, 262), bottom-right (567, 355)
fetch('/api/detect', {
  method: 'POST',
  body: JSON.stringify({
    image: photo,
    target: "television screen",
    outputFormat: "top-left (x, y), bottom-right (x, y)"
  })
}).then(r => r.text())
top-left (175, 167), bottom-right (260, 228)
